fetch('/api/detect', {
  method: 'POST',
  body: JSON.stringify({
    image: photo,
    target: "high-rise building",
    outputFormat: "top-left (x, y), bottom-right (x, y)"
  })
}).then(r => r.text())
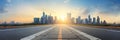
top-left (34, 18), bottom-right (39, 24)
top-left (76, 16), bottom-right (81, 24)
top-left (88, 15), bottom-right (92, 24)
top-left (45, 15), bottom-right (48, 24)
top-left (43, 12), bottom-right (46, 17)
top-left (67, 13), bottom-right (72, 23)
top-left (80, 19), bottom-right (83, 24)
top-left (97, 16), bottom-right (100, 24)
top-left (40, 12), bottom-right (48, 24)
top-left (92, 17), bottom-right (96, 24)
top-left (36, 12), bottom-right (55, 24)
top-left (47, 15), bottom-right (53, 24)
top-left (85, 18), bottom-right (88, 24)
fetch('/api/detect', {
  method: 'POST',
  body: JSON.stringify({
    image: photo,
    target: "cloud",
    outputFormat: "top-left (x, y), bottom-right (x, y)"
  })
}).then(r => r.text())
top-left (94, 0), bottom-right (120, 15)
top-left (82, 8), bottom-right (91, 15)
top-left (7, 0), bottom-right (12, 3)
top-left (64, 0), bottom-right (70, 3)
top-left (0, 0), bottom-right (11, 13)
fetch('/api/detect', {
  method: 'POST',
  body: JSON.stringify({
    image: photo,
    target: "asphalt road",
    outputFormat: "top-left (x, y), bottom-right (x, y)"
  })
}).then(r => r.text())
top-left (0, 24), bottom-right (120, 40)
top-left (71, 25), bottom-right (120, 40)
top-left (0, 25), bottom-right (52, 40)
top-left (32, 25), bottom-right (90, 40)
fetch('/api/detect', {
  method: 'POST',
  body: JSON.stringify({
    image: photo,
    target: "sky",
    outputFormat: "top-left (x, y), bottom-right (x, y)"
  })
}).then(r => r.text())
top-left (0, 0), bottom-right (120, 24)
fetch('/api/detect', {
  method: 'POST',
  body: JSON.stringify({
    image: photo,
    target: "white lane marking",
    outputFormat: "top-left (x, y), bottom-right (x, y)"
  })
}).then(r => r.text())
top-left (20, 27), bottom-right (54, 40)
top-left (68, 26), bottom-right (101, 40)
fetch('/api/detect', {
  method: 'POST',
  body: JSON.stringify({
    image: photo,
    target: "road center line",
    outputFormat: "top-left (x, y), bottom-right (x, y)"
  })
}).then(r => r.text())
top-left (20, 27), bottom-right (54, 40)
top-left (58, 26), bottom-right (62, 40)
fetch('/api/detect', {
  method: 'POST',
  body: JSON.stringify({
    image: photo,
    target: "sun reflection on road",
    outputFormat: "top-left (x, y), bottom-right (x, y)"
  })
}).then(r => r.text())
top-left (58, 25), bottom-right (62, 40)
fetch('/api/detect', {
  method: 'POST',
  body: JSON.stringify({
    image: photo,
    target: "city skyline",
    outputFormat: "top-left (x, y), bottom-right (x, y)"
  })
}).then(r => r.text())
top-left (0, 11), bottom-right (117, 24)
top-left (0, 0), bottom-right (120, 24)
top-left (33, 11), bottom-right (107, 25)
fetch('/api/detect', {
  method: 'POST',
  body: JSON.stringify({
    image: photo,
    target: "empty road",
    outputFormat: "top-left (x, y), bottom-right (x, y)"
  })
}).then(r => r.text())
top-left (0, 24), bottom-right (120, 40)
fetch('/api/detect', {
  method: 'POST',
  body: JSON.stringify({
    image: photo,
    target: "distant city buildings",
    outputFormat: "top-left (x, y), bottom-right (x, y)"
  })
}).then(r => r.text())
top-left (1, 21), bottom-right (19, 25)
top-left (76, 16), bottom-right (81, 24)
top-left (0, 11), bottom-right (112, 25)
top-left (33, 11), bottom-right (107, 25)
top-left (33, 12), bottom-right (54, 24)
top-left (75, 15), bottom-right (107, 24)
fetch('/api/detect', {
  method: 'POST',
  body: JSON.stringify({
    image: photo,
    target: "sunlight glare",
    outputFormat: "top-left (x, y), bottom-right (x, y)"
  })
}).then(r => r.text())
top-left (60, 16), bottom-right (66, 21)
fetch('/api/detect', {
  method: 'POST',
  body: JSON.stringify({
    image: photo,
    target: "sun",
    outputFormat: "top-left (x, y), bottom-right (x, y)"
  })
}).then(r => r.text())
top-left (60, 16), bottom-right (66, 21)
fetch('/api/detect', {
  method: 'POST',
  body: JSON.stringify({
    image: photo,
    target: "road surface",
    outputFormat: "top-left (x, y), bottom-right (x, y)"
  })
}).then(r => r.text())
top-left (0, 25), bottom-right (52, 40)
top-left (72, 25), bottom-right (120, 40)
top-left (0, 24), bottom-right (120, 40)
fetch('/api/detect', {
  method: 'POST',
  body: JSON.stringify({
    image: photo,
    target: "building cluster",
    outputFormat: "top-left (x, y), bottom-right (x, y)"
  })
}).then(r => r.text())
top-left (34, 12), bottom-right (74, 24)
top-left (1, 21), bottom-right (20, 25)
top-left (34, 12), bottom-right (107, 24)
top-left (34, 12), bottom-right (54, 24)
top-left (76, 15), bottom-right (107, 24)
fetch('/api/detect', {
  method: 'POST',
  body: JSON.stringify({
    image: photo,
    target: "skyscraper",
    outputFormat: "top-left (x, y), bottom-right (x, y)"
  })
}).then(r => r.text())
top-left (43, 12), bottom-right (46, 17)
top-left (47, 15), bottom-right (53, 24)
top-left (36, 12), bottom-right (55, 24)
top-left (85, 18), bottom-right (88, 24)
top-left (76, 16), bottom-right (81, 24)
top-left (40, 12), bottom-right (48, 24)
top-left (92, 17), bottom-right (96, 24)
top-left (97, 16), bottom-right (100, 24)
top-left (88, 15), bottom-right (92, 24)
top-left (67, 13), bottom-right (72, 23)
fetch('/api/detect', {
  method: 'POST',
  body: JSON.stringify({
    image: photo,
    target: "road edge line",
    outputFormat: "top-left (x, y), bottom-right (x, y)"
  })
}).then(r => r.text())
top-left (68, 27), bottom-right (101, 40)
